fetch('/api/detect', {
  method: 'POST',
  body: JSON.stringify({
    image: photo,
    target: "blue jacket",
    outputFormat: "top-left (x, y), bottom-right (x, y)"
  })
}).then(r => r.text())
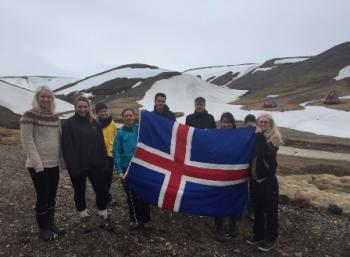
top-left (112, 123), bottom-right (139, 173)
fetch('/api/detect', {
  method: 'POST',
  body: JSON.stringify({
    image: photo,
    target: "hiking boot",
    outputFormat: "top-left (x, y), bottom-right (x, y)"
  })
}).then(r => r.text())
top-left (246, 236), bottom-right (264, 245)
top-left (47, 208), bottom-right (65, 236)
top-left (128, 221), bottom-right (141, 230)
top-left (257, 240), bottom-right (275, 252)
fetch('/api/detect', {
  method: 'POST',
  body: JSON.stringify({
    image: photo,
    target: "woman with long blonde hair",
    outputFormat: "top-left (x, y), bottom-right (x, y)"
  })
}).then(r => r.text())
top-left (247, 113), bottom-right (282, 252)
top-left (61, 96), bottom-right (112, 231)
top-left (20, 85), bottom-right (64, 241)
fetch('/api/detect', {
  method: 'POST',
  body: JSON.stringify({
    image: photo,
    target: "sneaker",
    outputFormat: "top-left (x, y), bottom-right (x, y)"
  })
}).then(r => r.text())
top-left (128, 221), bottom-right (141, 230)
top-left (257, 240), bottom-right (275, 252)
top-left (246, 236), bottom-right (264, 245)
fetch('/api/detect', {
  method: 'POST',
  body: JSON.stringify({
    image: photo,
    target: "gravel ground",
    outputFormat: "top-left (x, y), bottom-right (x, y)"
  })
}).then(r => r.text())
top-left (0, 144), bottom-right (349, 257)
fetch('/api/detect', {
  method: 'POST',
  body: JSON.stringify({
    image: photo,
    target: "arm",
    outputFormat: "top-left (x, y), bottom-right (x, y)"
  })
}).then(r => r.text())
top-left (61, 121), bottom-right (80, 176)
top-left (112, 131), bottom-right (124, 174)
top-left (20, 118), bottom-right (44, 172)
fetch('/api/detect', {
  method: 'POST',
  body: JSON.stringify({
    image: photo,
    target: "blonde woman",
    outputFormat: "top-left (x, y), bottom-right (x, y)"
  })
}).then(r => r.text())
top-left (20, 86), bottom-right (64, 241)
top-left (246, 113), bottom-right (282, 252)
top-left (61, 96), bottom-right (112, 231)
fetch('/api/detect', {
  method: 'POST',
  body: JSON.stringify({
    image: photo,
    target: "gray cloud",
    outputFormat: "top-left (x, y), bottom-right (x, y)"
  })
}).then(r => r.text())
top-left (1, 0), bottom-right (349, 77)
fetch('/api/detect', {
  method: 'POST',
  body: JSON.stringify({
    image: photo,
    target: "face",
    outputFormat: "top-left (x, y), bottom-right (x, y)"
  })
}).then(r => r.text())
top-left (37, 89), bottom-right (53, 111)
top-left (75, 101), bottom-right (90, 117)
top-left (195, 101), bottom-right (206, 113)
top-left (123, 110), bottom-right (135, 127)
top-left (97, 108), bottom-right (109, 119)
top-left (155, 96), bottom-right (166, 112)
top-left (245, 120), bottom-right (256, 128)
top-left (257, 117), bottom-right (271, 132)
top-left (220, 117), bottom-right (233, 129)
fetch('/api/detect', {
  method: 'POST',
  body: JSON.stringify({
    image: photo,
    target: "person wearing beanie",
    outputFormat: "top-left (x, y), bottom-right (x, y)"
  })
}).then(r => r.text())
top-left (244, 114), bottom-right (256, 128)
top-left (20, 85), bottom-right (64, 241)
top-left (61, 96), bottom-right (112, 231)
top-left (185, 97), bottom-right (216, 129)
top-left (95, 102), bottom-right (118, 208)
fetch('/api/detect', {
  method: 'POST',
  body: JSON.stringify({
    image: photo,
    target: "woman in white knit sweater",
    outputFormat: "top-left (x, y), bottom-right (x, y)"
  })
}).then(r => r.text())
top-left (20, 86), bottom-right (64, 241)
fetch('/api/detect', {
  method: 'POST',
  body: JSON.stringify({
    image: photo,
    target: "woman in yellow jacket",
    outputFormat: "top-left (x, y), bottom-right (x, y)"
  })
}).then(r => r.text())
top-left (95, 103), bottom-right (118, 207)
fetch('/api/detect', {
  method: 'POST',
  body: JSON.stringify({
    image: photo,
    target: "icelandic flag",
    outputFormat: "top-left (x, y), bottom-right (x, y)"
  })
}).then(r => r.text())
top-left (125, 111), bottom-right (256, 216)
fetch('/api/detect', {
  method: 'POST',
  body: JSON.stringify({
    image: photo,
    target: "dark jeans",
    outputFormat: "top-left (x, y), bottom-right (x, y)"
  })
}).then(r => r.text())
top-left (122, 181), bottom-right (150, 223)
top-left (28, 166), bottom-right (59, 214)
top-left (250, 176), bottom-right (279, 242)
top-left (69, 169), bottom-right (108, 212)
top-left (105, 157), bottom-right (114, 202)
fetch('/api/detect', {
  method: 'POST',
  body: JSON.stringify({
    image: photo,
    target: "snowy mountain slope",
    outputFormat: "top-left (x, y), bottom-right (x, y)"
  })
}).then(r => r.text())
top-left (0, 76), bottom-right (78, 91)
top-left (0, 80), bottom-right (73, 115)
top-left (139, 75), bottom-right (350, 138)
top-left (55, 65), bottom-right (170, 95)
top-left (184, 63), bottom-right (259, 82)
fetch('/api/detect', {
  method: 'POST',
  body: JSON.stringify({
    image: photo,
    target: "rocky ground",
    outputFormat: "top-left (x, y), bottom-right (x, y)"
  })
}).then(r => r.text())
top-left (0, 141), bottom-right (349, 257)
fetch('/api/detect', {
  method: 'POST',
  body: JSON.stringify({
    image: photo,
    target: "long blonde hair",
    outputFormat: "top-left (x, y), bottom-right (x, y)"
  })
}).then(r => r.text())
top-left (256, 113), bottom-right (283, 147)
top-left (32, 85), bottom-right (56, 113)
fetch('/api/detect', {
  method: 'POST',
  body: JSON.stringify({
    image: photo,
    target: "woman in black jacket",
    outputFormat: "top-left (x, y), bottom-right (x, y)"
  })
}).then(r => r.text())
top-left (247, 113), bottom-right (282, 252)
top-left (61, 96), bottom-right (111, 230)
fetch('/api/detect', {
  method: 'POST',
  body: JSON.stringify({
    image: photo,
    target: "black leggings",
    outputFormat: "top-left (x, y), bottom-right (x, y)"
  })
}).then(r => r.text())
top-left (69, 169), bottom-right (108, 212)
top-left (250, 176), bottom-right (279, 242)
top-left (105, 157), bottom-right (114, 202)
top-left (122, 181), bottom-right (150, 223)
top-left (28, 166), bottom-right (59, 214)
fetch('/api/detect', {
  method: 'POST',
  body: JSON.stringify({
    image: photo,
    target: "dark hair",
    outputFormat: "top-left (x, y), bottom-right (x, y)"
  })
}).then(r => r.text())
top-left (220, 112), bottom-right (236, 128)
top-left (244, 114), bottom-right (256, 123)
top-left (95, 102), bottom-right (108, 113)
top-left (195, 97), bottom-right (206, 103)
top-left (121, 108), bottom-right (136, 117)
top-left (154, 92), bottom-right (166, 101)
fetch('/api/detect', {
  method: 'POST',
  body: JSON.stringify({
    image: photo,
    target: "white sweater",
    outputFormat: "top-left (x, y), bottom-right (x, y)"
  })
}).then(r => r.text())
top-left (20, 110), bottom-right (61, 172)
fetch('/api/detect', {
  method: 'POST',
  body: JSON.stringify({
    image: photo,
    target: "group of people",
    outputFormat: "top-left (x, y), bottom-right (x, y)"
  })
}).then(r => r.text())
top-left (20, 86), bottom-right (282, 252)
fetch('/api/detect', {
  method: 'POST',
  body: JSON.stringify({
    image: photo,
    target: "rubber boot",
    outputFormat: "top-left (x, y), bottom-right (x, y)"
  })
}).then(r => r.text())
top-left (214, 217), bottom-right (225, 242)
top-left (36, 212), bottom-right (58, 241)
top-left (47, 208), bottom-right (65, 236)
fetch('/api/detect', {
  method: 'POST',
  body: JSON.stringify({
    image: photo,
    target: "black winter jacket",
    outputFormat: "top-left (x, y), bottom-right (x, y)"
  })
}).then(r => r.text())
top-left (61, 114), bottom-right (108, 177)
top-left (152, 105), bottom-right (176, 121)
top-left (253, 132), bottom-right (278, 180)
top-left (185, 110), bottom-right (216, 129)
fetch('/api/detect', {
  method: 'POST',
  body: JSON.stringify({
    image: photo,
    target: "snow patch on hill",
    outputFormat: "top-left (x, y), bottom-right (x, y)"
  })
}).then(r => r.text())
top-left (334, 65), bottom-right (350, 80)
top-left (0, 81), bottom-right (73, 114)
top-left (56, 67), bottom-right (169, 95)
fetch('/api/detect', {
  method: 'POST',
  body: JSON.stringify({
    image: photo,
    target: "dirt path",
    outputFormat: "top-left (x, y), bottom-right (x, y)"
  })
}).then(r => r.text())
top-left (279, 146), bottom-right (350, 162)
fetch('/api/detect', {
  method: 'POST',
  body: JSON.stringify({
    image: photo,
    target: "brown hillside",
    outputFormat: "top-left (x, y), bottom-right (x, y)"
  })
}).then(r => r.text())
top-left (228, 42), bottom-right (350, 111)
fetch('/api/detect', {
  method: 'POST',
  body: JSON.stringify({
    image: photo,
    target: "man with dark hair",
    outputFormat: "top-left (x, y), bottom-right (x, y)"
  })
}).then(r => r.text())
top-left (244, 114), bottom-right (256, 128)
top-left (185, 97), bottom-right (216, 129)
top-left (152, 92), bottom-right (176, 121)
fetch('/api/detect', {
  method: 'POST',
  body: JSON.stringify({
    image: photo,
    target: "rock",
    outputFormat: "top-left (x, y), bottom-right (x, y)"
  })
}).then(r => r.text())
top-left (293, 191), bottom-right (311, 208)
top-left (327, 203), bottom-right (343, 215)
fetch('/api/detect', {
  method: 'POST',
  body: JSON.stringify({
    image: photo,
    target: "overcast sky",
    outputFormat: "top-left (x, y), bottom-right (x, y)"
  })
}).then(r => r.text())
top-left (1, 0), bottom-right (349, 77)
